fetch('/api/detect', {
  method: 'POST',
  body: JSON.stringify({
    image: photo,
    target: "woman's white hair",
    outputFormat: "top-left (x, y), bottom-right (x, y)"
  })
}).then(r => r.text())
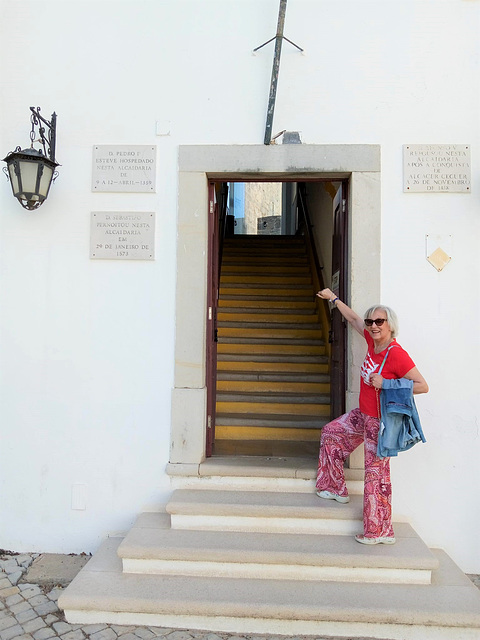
top-left (364, 305), bottom-right (399, 338)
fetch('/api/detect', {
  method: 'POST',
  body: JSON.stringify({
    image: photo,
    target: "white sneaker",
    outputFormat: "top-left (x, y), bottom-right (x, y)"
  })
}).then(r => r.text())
top-left (316, 490), bottom-right (350, 504)
top-left (355, 534), bottom-right (396, 545)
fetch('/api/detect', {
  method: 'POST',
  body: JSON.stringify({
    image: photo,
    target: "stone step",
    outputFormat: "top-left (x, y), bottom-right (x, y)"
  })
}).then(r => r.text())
top-left (166, 489), bottom-right (363, 535)
top-left (166, 455), bottom-right (362, 494)
top-left (118, 513), bottom-right (438, 585)
top-left (59, 538), bottom-right (480, 639)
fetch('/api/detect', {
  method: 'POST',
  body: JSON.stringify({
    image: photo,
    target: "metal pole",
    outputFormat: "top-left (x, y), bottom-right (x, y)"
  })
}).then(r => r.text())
top-left (264, 0), bottom-right (287, 145)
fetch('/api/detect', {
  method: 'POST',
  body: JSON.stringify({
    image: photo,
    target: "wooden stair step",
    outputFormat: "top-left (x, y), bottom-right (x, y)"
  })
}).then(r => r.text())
top-left (217, 343), bottom-right (326, 355)
top-left (217, 372), bottom-right (330, 383)
top-left (222, 246), bottom-right (306, 254)
top-left (221, 265), bottom-right (310, 274)
top-left (221, 256), bottom-right (308, 265)
top-left (222, 248), bottom-right (307, 257)
top-left (218, 312), bottom-right (320, 324)
top-left (215, 425), bottom-right (322, 442)
top-left (218, 299), bottom-right (316, 310)
top-left (220, 275), bottom-right (312, 285)
top-left (215, 401), bottom-right (330, 416)
top-left (219, 286), bottom-right (313, 297)
top-left (215, 414), bottom-right (330, 429)
top-left (218, 306), bottom-right (317, 315)
top-left (219, 336), bottom-right (325, 346)
top-left (217, 353), bottom-right (327, 363)
top-left (217, 380), bottom-right (331, 393)
top-left (223, 238), bottom-right (305, 246)
top-left (218, 328), bottom-right (324, 340)
top-left (223, 238), bottom-right (305, 244)
top-left (217, 361), bottom-right (329, 373)
top-left (216, 392), bottom-right (330, 404)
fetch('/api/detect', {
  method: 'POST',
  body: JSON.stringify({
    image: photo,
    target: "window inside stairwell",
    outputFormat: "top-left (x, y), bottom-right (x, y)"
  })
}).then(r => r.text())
top-left (227, 182), bottom-right (297, 236)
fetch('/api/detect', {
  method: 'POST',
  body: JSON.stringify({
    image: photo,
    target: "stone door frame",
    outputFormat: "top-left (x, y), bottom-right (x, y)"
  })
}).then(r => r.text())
top-left (170, 144), bottom-right (381, 465)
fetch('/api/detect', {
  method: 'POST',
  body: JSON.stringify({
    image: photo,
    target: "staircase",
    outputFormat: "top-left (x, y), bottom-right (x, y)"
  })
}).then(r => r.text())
top-left (59, 458), bottom-right (480, 639)
top-left (215, 234), bottom-right (330, 457)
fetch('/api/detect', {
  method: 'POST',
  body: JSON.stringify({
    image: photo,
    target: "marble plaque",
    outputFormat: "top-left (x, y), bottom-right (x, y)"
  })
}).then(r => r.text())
top-left (92, 145), bottom-right (156, 192)
top-left (403, 144), bottom-right (470, 192)
top-left (90, 212), bottom-right (155, 260)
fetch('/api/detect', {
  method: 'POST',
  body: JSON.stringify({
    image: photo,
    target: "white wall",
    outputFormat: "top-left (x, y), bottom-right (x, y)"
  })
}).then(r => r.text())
top-left (307, 183), bottom-right (336, 287)
top-left (0, 0), bottom-right (479, 571)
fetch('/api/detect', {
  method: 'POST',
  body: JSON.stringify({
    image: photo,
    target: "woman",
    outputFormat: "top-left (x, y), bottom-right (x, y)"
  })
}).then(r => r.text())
top-left (315, 288), bottom-right (428, 545)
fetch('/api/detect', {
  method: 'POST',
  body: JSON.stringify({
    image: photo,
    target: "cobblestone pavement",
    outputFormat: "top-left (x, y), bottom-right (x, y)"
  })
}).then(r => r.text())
top-left (1, 553), bottom-right (479, 640)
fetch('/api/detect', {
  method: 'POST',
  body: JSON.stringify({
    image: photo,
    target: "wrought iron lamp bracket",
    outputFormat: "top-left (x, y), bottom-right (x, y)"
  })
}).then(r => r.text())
top-left (29, 107), bottom-right (57, 163)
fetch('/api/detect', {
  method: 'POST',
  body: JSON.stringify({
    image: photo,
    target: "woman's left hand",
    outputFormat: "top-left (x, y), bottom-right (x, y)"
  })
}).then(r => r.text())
top-left (370, 373), bottom-right (384, 389)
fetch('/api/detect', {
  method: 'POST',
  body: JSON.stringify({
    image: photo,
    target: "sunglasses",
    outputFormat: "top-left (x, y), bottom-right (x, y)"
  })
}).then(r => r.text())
top-left (364, 318), bottom-right (387, 327)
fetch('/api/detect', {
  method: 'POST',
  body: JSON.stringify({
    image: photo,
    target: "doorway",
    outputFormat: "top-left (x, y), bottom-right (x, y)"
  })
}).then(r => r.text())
top-left (206, 180), bottom-right (348, 457)
top-left (170, 144), bottom-right (381, 467)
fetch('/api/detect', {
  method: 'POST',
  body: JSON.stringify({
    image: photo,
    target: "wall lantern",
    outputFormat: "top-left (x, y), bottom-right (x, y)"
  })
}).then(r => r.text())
top-left (2, 107), bottom-right (59, 210)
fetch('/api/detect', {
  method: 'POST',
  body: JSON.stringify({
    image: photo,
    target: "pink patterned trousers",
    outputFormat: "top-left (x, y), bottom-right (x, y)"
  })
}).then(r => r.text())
top-left (316, 408), bottom-right (394, 539)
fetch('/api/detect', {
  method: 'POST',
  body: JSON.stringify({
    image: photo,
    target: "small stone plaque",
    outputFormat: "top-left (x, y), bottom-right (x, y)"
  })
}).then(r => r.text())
top-left (403, 144), bottom-right (470, 192)
top-left (92, 145), bottom-right (156, 192)
top-left (90, 212), bottom-right (155, 260)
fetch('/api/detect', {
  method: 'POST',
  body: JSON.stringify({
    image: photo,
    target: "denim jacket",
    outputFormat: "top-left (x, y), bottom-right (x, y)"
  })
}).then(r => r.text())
top-left (377, 378), bottom-right (426, 458)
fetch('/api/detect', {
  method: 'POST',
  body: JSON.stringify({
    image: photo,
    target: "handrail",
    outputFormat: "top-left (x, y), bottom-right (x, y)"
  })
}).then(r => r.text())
top-left (297, 184), bottom-right (331, 357)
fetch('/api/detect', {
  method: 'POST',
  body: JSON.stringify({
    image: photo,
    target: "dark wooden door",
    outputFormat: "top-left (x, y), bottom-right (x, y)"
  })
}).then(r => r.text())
top-left (205, 182), bottom-right (219, 456)
top-left (330, 182), bottom-right (348, 419)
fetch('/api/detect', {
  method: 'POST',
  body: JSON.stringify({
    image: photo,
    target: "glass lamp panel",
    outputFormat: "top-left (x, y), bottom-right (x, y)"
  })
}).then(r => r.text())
top-left (8, 162), bottom-right (20, 195)
top-left (18, 159), bottom-right (40, 195)
top-left (38, 164), bottom-right (54, 198)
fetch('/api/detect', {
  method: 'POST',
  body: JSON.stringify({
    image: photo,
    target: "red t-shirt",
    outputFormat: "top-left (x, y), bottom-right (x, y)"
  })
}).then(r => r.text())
top-left (359, 330), bottom-right (416, 418)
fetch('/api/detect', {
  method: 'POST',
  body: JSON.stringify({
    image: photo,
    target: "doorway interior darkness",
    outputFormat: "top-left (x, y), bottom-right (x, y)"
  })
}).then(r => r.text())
top-left (206, 180), bottom-right (348, 458)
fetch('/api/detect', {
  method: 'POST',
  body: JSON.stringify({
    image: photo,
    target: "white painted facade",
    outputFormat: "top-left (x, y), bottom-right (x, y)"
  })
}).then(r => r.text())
top-left (0, 0), bottom-right (479, 573)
